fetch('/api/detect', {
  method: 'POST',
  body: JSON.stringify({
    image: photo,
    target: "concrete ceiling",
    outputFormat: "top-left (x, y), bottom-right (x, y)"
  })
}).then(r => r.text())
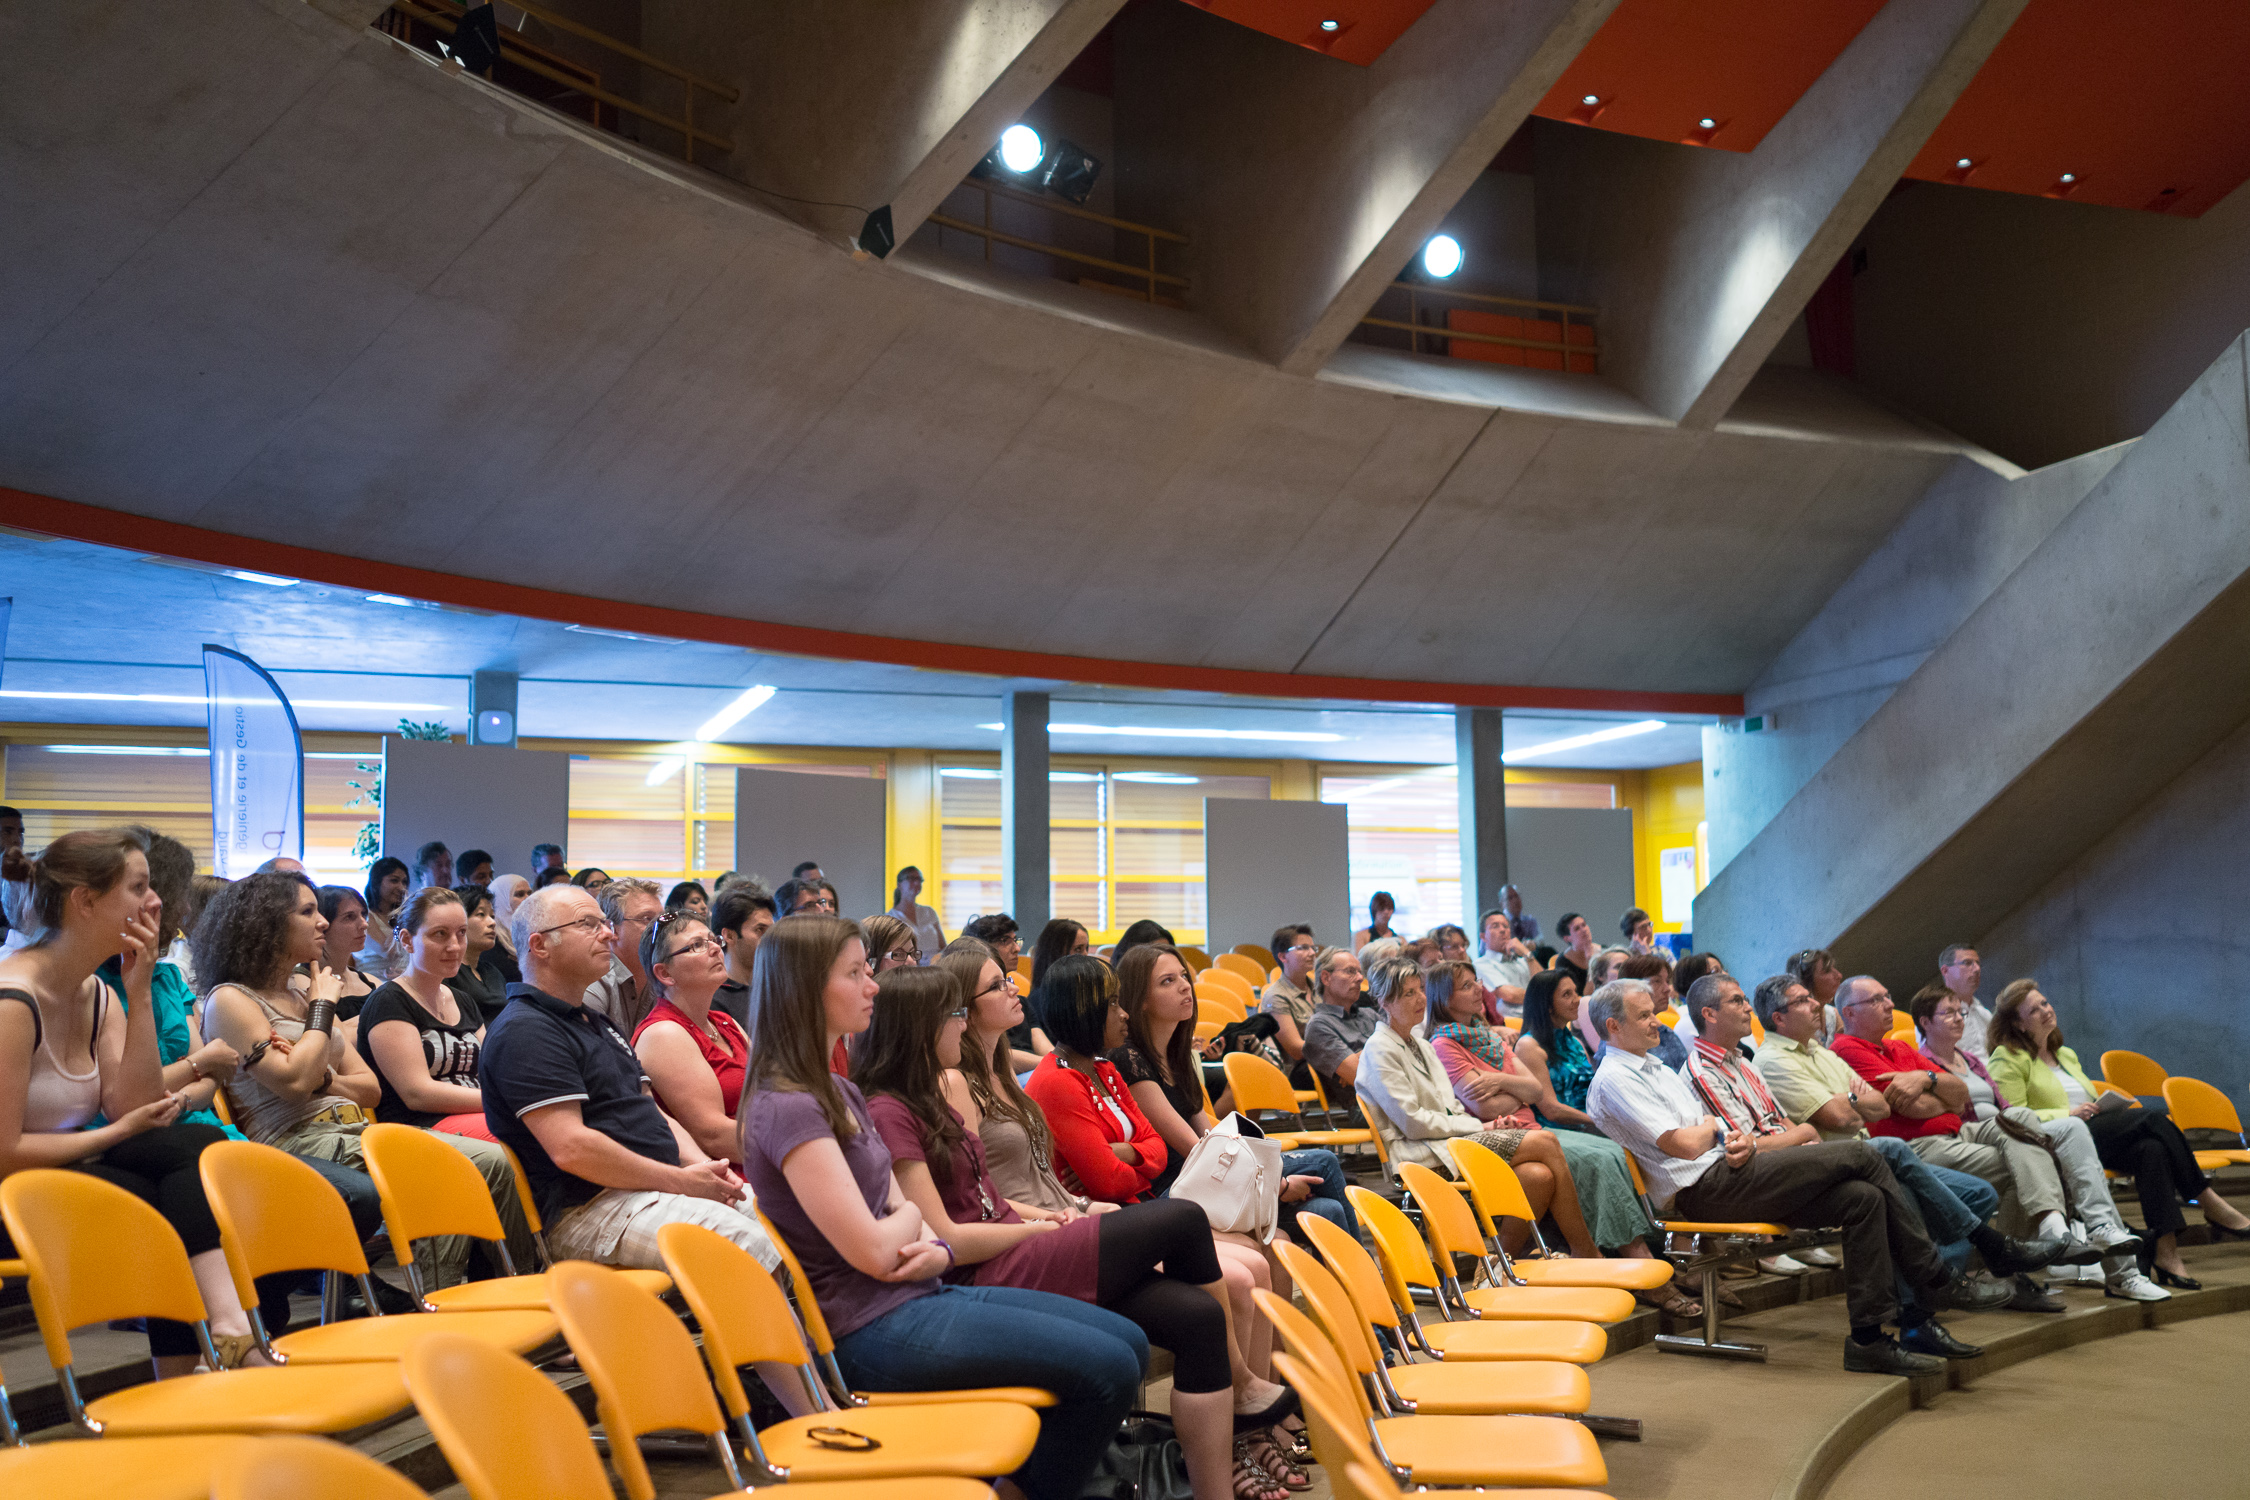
top-left (0, 0), bottom-right (2025, 718)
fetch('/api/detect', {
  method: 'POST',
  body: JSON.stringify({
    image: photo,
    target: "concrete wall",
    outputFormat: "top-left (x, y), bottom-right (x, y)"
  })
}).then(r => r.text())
top-left (1978, 717), bottom-right (2250, 1114)
top-left (1854, 178), bottom-right (2250, 471)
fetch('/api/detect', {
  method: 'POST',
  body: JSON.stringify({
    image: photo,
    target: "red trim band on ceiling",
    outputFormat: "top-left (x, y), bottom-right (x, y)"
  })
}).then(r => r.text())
top-left (0, 487), bottom-right (1743, 717)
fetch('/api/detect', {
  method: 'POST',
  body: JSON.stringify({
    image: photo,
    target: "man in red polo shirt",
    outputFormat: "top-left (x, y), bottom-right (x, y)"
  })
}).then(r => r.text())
top-left (1831, 976), bottom-right (2092, 1306)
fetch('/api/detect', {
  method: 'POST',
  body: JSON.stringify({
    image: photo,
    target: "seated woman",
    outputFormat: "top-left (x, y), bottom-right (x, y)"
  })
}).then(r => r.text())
top-left (1513, 969), bottom-right (1602, 1133)
top-left (355, 888), bottom-right (500, 1144)
top-left (489, 873), bottom-right (531, 969)
top-left (568, 867), bottom-right (611, 893)
top-left (664, 880), bottom-right (711, 920)
top-left (738, 914), bottom-right (1150, 1500)
top-left (956, 952), bottom-right (1103, 1222)
top-left (1986, 980), bottom-right (2250, 1290)
top-left (315, 884), bottom-right (383, 1022)
top-left (1024, 956), bottom-right (1171, 1206)
top-left (1910, 981), bottom-right (2163, 1301)
top-left (0, 828), bottom-right (266, 1374)
top-left (355, 857), bottom-right (410, 983)
top-left (1422, 959), bottom-right (1678, 1301)
top-left (454, 883), bottom-right (517, 1005)
top-left (203, 872), bottom-right (536, 1290)
top-left (858, 964), bottom-right (1300, 1500)
top-left (631, 912), bottom-right (750, 1166)
top-left (831, 913), bottom-right (924, 1076)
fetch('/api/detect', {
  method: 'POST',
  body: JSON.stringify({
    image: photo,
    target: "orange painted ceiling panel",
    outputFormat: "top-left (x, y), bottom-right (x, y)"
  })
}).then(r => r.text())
top-left (1178, 0), bottom-right (1437, 67)
top-left (1904, 0), bottom-right (2250, 217)
top-left (1533, 0), bottom-right (1888, 152)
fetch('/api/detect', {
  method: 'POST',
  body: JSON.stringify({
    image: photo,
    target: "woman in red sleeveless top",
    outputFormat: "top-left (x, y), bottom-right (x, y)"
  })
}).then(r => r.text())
top-left (631, 913), bottom-right (749, 1165)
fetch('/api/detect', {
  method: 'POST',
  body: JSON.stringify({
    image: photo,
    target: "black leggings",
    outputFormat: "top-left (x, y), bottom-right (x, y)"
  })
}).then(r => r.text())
top-left (2087, 1108), bottom-right (2209, 1239)
top-left (1094, 1198), bottom-right (1230, 1394)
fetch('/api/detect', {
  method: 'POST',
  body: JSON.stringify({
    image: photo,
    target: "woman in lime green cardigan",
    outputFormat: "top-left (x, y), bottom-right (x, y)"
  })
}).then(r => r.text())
top-left (1987, 979), bottom-right (2250, 1289)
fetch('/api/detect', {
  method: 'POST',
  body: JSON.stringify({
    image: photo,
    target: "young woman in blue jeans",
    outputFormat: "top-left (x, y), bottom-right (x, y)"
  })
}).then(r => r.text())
top-left (739, 915), bottom-right (1148, 1500)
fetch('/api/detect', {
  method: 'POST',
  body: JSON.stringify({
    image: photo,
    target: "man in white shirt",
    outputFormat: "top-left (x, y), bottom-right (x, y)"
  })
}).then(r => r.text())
top-left (1585, 978), bottom-right (1955, 1375)
top-left (1936, 945), bottom-right (1996, 1060)
top-left (1473, 909), bottom-right (1535, 1016)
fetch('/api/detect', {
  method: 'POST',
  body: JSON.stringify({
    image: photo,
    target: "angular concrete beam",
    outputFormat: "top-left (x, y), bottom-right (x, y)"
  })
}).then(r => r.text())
top-left (1539, 0), bottom-right (2027, 427)
top-left (1693, 335), bottom-right (2250, 993)
top-left (1113, 0), bottom-right (1618, 373)
top-left (641, 0), bottom-right (1122, 242)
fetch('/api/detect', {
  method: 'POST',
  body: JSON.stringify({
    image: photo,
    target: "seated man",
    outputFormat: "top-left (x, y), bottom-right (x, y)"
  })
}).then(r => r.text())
top-left (1584, 978), bottom-right (1962, 1375)
top-left (1829, 975), bottom-right (2108, 1308)
top-left (482, 883), bottom-right (779, 1278)
top-left (1301, 946), bottom-right (1381, 1121)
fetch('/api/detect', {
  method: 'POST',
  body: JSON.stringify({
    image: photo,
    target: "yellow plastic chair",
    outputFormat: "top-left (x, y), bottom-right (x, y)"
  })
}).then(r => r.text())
top-left (1254, 1290), bottom-right (1607, 1490)
top-left (401, 1331), bottom-right (982, 1500)
top-left (1196, 997), bottom-right (1244, 1029)
top-left (1014, 954), bottom-right (1033, 978)
top-left (0, 1170), bottom-right (407, 1437)
top-left (1302, 1204), bottom-right (1604, 1365)
top-left (2101, 1050), bottom-right (2169, 1098)
top-left (1194, 969), bottom-right (1255, 1013)
top-left (563, 1252), bottom-right (1036, 1485)
top-left (1269, 1240), bottom-right (1590, 1419)
top-left (1176, 945), bottom-right (1213, 973)
top-left (360, 1123), bottom-right (670, 1310)
top-left (2162, 1076), bottom-right (2250, 1169)
top-left (1445, 1140), bottom-right (1670, 1291)
top-left (1009, 971), bottom-right (1029, 997)
top-left (0, 1256), bottom-right (23, 1446)
top-left (1215, 952), bottom-right (1267, 985)
top-left (1392, 1164), bottom-right (1634, 1323)
top-left (213, 1434), bottom-right (431, 1500)
top-left (1886, 1009), bottom-right (1917, 1041)
top-left (1224, 1053), bottom-right (1374, 1151)
top-left (1231, 943), bottom-right (1279, 971)
top-left (737, 1216), bottom-right (1057, 1411)
top-left (1193, 1019), bottom-right (1225, 1044)
top-left (0, 1435), bottom-right (261, 1500)
top-left (1655, 1008), bottom-right (1679, 1028)
top-left (199, 1140), bottom-right (558, 1363)
top-left (1617, 1151), bottom-right (1818, 1361)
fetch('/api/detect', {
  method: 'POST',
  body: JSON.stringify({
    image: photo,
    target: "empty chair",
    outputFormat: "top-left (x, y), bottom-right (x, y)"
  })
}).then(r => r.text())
top-left (1214, 953), bottom-right (1267, 985)
top-left (1230, 943), bottom-right (1278, 971)
top-left (400, 1331), bottom-right (987, 1500)
top-left (2100, 1050), bottom-right (2169, 1099)
top-left (0, 1170), bottom-right (406, 1437)
top-left (556, 1254), bottom-right (1037, 1485)
top-left (212, 1435), bottom-right (430, 1500)
top-left (1445, 1139), bottom-right (1671, 1291)
top-left (0, 1435), bottom-right (260, 1500)
top-left (1175, 946), bottom-right (1213, 973)
top-left (1193, 969), bottom-right (1255, 1014)
top-left (1390, 1164), bottom-right (1634, 1324)
top-left (2161, 1076), bottom-right (2250, 1170)
top-left (1225, 1052), bottom-right (1374, 1152)
top-left (1297, 1209), bottom-right (1605, 1366)
top-left (198, 1139), bottom-right (558, 1363)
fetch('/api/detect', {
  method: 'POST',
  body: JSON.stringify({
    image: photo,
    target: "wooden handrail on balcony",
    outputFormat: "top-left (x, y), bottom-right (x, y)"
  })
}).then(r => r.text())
top-left (380, 0), bottom-right (737, 164)
top-left (926, 179), bottom-right (1188, 303)
top-left (1363, 281), bottom-right (1600, 360)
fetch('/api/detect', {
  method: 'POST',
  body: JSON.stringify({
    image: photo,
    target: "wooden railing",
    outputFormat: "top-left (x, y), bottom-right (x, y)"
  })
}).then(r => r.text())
top-left (926, 179), bottom-right (1188, 304)
top-left (1360, 282), bottom-right (1599, 366)
top-left (378, 0), bottom-right (738, 164)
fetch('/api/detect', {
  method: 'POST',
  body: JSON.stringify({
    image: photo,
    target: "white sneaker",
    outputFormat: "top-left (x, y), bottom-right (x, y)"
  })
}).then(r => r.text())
top-left (1797, 1247), bottom-right (1842, 1268)
top-left (2104, 1268), bottom-right (2171, 1302)
top-left (2089, 1223), bottom-right (2143, 1255)
top-left (1759, 1254), bottom-right (1811, 1275)
top-left (2047, 1262), bottom-right (2100, 1284)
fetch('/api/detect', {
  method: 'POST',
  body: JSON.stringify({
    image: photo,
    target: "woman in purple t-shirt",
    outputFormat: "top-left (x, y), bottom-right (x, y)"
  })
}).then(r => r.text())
top-left (739, 915), bottom-right (1147, 1500)
top-left (856, 966), bottom-right (1301, 1500)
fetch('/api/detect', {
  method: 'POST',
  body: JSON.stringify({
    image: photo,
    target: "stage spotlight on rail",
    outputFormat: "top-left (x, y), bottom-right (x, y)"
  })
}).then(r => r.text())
top-left (999, 124), bottom-right (1045, 175)
top-left (1421, 234), bottom-right (1463, 279)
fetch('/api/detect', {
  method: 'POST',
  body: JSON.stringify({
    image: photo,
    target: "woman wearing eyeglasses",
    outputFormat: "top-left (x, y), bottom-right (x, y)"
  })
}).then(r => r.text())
top-left (632, 913), bottom-right (751, 1166)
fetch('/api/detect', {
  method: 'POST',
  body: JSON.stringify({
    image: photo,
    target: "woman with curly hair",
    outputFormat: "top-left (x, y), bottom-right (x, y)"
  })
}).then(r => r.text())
top-left (200, 872), bottom-right (536, 1290)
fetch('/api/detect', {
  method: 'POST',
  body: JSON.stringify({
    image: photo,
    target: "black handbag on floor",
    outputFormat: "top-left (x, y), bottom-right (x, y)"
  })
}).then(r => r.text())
top-left (1080, 1417), bottom-right (1193, 1500)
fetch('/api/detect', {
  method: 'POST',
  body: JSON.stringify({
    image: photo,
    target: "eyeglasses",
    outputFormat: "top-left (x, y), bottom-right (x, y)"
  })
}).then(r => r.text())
top-left (1285, 943), bottom-right (1319, 956)
top-left (537, 914), bottom-right (612, 939)
top-left (1932, 1006), bottom-right (1968, 1021)
top-left (946, 1007), bottom-right (971, 1022)
top-left (884, 945), bottom-right (921, 965)
top-left (978, 975), bottom-right (1014, 1000)
top-left (660, 934), bottom-right (720, 964)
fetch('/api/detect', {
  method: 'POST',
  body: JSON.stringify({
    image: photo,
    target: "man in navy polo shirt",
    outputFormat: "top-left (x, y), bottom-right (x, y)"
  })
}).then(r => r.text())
top-left (482, 882), bottom-right (779, 1278)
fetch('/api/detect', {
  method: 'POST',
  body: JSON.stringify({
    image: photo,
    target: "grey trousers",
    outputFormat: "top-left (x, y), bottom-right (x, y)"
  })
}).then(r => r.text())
top-left (1908, 1109), bottom-right (2069, 1234)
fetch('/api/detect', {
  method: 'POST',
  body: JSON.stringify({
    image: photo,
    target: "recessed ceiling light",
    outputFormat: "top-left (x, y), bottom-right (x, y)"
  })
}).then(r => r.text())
top-left (363, 593), bottom-right (420, 608)
top-left (998, 124), bottom-right (1044, 174)
top-left (2059, 172), bottom-right (2076, 183)
top-left (1581, 94), bottom-right (1600, 106)
top-left (693, 684), bottom-right (777, 743)
top-left (975, 721), bottom-right (1345, 743)
top-left (1698, 118), bottom-right (1715, 130)
top-left (1502, 719), bottom-right (1667, 764)
top-left (44, 744), bottom-right (212, 757)
top-left (222, 569), bottom-right (299, 587)
top-left (1421, 234), bottom-right (1463, 279)
top-left (1955, 157), bottom-right (1972, 169)
top-left (1319, 18), bottom-right (1339, 31)
top-left (0, 689), bottom-right (450, 710)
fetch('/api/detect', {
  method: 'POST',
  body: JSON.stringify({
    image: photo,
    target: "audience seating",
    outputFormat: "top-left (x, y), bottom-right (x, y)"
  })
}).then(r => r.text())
top-left (2161, 1076), bottom-right (2250, 1170)
top-left (0, 1256), bottom-right (21, 1447)
top-left (1225, 1053), bottom-right (1375, 1152)
top-left (0, 1171), bottom-right (408, 1436)
top-left (1196, 995), bottom-right (1244, 1028)
top-left (359, 1123), bottom-right (670, 1310)
top-left (213, 1434), bottom-right (430, 1500)
top-left (1617, 1152), bottom-right (1832, 1362)
top-left (1310, 1198), bottom-right (1606, 1365)
top-left (1193, 968), bottom-right (1254, 1015)
top-left (1363, 1176), bottom-right (1633, 1323)
top-left (1214, 952), bottom-right (1267, 985)
top-left (0, 1433), bottom-right (260, 1500)
top-left (1231, 943), bottom-right (1278, 970)
top-left (1270, 1240), bottom-right (1591, 1418)
top-left (1886, 1009), bottom-right (1917, 1041)
top-left (1176, 945), bottom-right (1213, 972)
top-left (1009, 971), bottom-right (1029, 997)
top-left (571, 1246), bottom-right (1035, 1484)
top-left (400, 1330), bottom-right (985, 1500)
top-left (1255, 1291), bottom-right (1608, 1490)
top-left (198, 1140), bottom-right (559, 1364)
top-left (1656, 1007), bottom-right (1679, 1028)
top-left (1445, 1140), bottom-right (1672, 1291)
top-left (2100, 1050), bottom-right (2169, 1098)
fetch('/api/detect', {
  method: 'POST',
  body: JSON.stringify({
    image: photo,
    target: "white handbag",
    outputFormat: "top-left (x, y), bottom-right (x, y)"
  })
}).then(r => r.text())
top-left (1170, 1113), bottom-right (1286, 1243)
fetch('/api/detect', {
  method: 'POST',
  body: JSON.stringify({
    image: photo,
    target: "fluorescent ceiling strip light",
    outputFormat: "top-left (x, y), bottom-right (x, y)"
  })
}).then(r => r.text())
top-left (0, 690), bottom-right (450, 710)
top-left (1502, 719), bottom-right (1667, 764)
top-left (222, 569), bottom-right (299, 587)
top-left (693, 685), bottom-right (777, 742)
top-left (44, 745), bottom-right (211, 756)
top-left (974, 721), bottom-right (1344, 743)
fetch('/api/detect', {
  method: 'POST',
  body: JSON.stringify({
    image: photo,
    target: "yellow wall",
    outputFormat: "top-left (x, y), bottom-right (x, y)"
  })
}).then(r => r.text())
top-left (1634, 761), bottom-right (1707, 933)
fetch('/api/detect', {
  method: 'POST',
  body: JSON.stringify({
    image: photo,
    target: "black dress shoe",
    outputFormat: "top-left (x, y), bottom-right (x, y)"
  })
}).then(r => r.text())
top-left (1900, 1321), bottom-right (1984, 1361)
top-left (1843, 1336), bottom-right (1945, 1376)
top-left (2005, 1275), bottom-right (2066, 1313)
top-left (1944, 1273), bottom-right (2017, 1313)
top-left (2150, 1266), bottom-right (2202, 1291)
top-left (1981, 1231), bottom-right (2066, 1276)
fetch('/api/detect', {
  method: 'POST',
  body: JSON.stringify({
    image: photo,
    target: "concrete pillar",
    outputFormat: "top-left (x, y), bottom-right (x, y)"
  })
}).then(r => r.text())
top-left (641, 0), bottom-right (1124, 245)
top-left (1001, 691), bottom-right (1050, 933)
top-left (1536, 0), bottom-right (2029, 426)
top-left (1455, 708), bottom-right (1508, 932)
top-left (1112, 0), bottom-right (1618, 372)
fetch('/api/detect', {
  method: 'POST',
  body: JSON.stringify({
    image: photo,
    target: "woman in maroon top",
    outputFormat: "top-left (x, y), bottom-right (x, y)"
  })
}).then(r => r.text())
top-left (632, 913), bottom-right (749, 1166)
top-left (857, 964), bottom-right (1299, 1500)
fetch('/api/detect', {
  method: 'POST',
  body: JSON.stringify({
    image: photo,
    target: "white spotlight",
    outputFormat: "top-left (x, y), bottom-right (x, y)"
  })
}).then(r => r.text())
top-left (999, 124), bottom-right (1045, 175)
top-left (1421, 234), bottom-right (1463, 279)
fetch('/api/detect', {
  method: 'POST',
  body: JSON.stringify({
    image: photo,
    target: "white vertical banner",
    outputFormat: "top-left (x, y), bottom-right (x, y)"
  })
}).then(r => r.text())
top-left (203, 645), bottom-right (304, 876)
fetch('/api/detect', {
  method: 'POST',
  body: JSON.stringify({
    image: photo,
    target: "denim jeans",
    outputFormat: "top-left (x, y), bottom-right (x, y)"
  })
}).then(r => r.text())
top-left (1280, 1147), bottom-right (1358, 1241)
top-left (832, 1285), bottom-right (1148, 1500)
top-left (1870, 1135), bottom-right (1997, 1316)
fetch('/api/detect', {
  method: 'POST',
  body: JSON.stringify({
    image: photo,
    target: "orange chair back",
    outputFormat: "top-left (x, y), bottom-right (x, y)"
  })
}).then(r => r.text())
top-left (1347, 1185), bottom-right (1443, 1300)
top-left (200, 1139), bottom-right (371, 1309)
top-left (1222, 1051), bottom-right (1299, 1115)
top-left (215, 1434), bottom-right (431, 1500)
top-left (361, 1122), bottom-right (506, 1254)
top-left (2101, 1050), bottom-right (2169, 1097)
top-left (756, 1209), bottom-right (843, 1355)
top-left (1393, 1162), bottom-right (1485, 1264)
top-left (1272, 1352), bottom-right (1383, 1482)
top-left (1215, 953), bottom-right (1267, 984)
top-left (1251, 1289), bottom-right (1373, 1422)
top-left (1447, 1137), bottom-right (1533, 1236)
top-left (1231, 943), bottom-right (1278, 971)
top-left (402, 1332), bottom-right (612, 1500)
top-left (660, 1221), bottom-right (822, 1420)
top-left (2164, 1075), bottom-right (2246, 1135)
top-left (1176, 946), bottom-right (1213, 973)
top-left (1272, 1240), bottom-right (1385, 1379)
top-left (550, 1261), bottom-right (727, 1500)
top-left (0, 1170), bottom-right (207, 1369)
